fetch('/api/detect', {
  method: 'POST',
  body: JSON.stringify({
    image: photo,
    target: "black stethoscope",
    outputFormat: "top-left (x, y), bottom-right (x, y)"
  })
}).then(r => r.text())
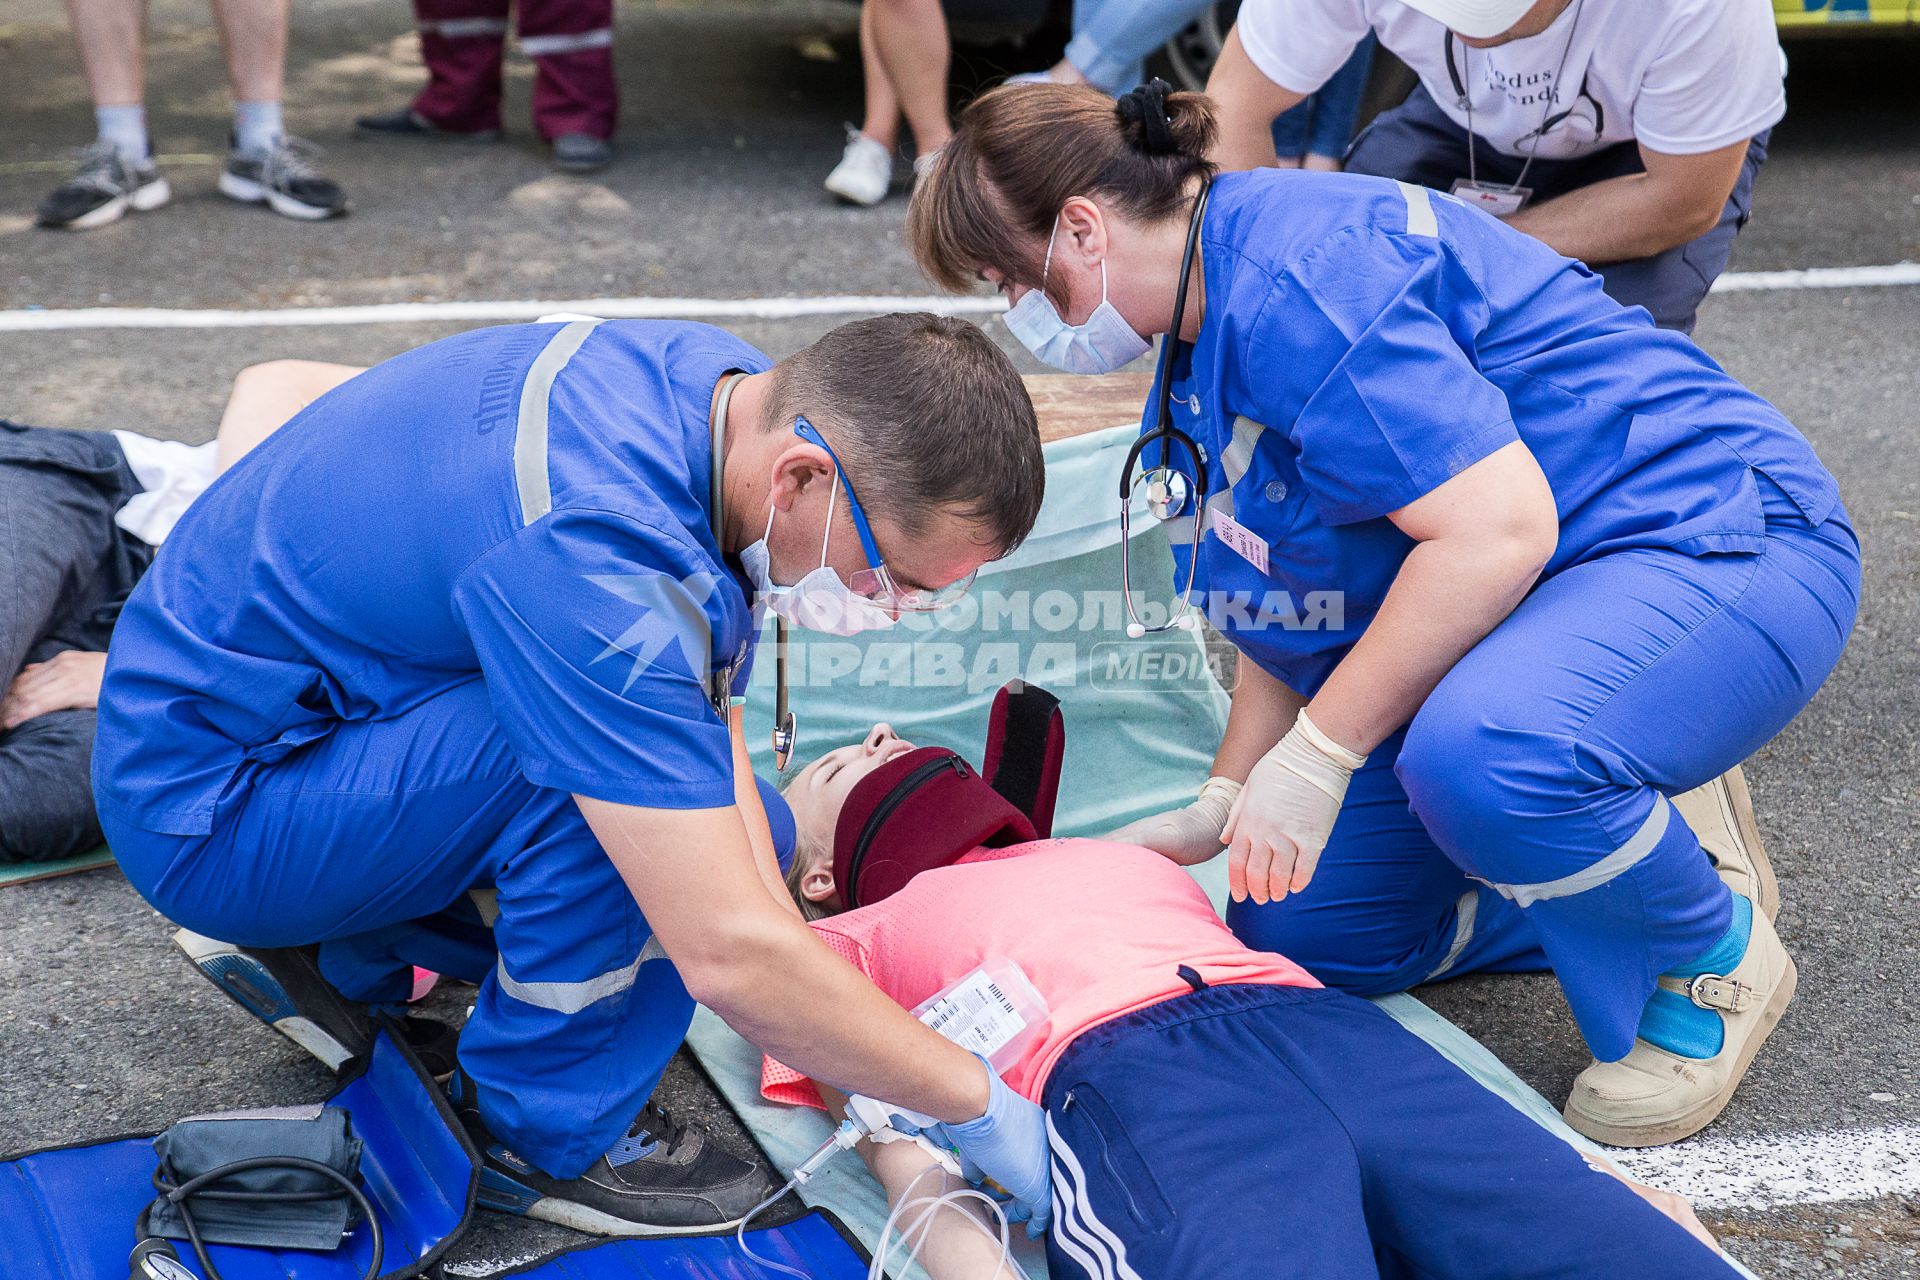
top-left (1442, 3), bottom-right (1602, 193)
top-left (1119, 178), bottom-right (1212, 639)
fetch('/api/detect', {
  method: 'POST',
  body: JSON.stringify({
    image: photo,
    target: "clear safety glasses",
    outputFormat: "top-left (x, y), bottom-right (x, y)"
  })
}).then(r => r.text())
top-left (792, 417), bottom-right (978, 613)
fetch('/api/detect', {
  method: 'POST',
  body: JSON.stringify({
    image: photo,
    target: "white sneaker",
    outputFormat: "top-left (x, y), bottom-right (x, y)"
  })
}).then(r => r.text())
top-left (824, 129), bottom-right (894, 207)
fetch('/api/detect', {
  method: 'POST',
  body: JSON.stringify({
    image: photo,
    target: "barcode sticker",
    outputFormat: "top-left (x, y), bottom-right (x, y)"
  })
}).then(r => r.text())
top-left (918, 968), bottom-right (1027, 1059)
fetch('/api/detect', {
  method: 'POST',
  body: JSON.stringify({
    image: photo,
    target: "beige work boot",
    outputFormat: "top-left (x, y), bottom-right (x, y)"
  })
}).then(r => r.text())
top-left (1672, 766), bottom-right (1778, 918)
top-left (1563, 904), bottom-right (1796, 1147)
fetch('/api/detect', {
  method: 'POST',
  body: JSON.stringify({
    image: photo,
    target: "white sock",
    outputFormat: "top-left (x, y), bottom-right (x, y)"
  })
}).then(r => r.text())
top-left (232, 100), bottom-right (284, 155)
top-left (95, 105), bottom-right (150, 161)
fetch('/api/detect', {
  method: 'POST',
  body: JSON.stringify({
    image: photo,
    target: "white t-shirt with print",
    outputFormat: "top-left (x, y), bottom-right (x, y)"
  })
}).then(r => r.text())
top-left (1237, 0), bottom-right (1786, 159)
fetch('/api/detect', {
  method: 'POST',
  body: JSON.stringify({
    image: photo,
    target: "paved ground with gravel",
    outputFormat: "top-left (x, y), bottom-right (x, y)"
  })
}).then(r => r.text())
top-left (2, 4), bottom-right (1917, 1273)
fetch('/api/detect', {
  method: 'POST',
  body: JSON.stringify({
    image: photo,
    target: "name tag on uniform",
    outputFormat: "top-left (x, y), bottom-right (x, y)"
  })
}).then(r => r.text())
top-left (1210, 507), bottom-right (1269, 574)
top-left (1450, 179), bottom-right (1531, 216)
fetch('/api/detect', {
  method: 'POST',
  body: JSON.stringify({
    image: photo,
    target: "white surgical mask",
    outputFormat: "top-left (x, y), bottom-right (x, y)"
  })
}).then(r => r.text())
top-left (1001, 217), bottom-right (1151, 375)
top-left (740, 474), bottom-right (898, 637)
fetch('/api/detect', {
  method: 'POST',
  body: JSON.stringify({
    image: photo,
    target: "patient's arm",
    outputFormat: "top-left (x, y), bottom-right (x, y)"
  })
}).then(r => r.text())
top-left (215, 360), bottom-right (366, 473)
top-left (1581, 1152), bottom-right (1719, 1251)
top-left (819, 1087), bottom-right (1023, 1280)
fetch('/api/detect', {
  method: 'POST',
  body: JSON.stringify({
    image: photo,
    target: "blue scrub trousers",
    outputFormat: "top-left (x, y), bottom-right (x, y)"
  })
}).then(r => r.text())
top-left (1343, 83), bottom-right (1770, 333)
top-left (1269, 38), bottom-right (1376, 162)
top-left (1043, 982), bottom-right (1736, 1279)
top-left (102, 677), bottom-right (751, 1179)
top-left (1230, 485), bottom-right (1859, 1062)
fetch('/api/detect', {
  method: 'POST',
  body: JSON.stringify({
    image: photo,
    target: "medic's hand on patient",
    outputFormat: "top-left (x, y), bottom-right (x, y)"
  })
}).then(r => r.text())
top-left (1103, 774), bottom-right (1242, 864)
top-left (1222, 707), bottom-right (1368, 905)
top-left (936, 1060), bottom-right (1053, 1236)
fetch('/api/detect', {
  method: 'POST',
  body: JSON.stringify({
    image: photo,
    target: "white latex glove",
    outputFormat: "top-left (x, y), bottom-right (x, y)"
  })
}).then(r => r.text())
top-left (1103, 776), bottom-right (1243, 865)
top-left (1221, 708), bottom-right (1367, 905)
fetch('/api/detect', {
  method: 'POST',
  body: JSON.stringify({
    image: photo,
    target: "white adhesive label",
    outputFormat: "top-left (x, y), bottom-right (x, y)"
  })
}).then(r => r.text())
top-left (918, 968), bottom-right (1027, 1060)
top-left (1210, 507), bottom-right (1270, 574)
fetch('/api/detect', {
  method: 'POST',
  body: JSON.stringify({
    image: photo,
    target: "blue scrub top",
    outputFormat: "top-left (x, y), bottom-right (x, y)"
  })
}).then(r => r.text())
top-left (96, 320), bottom-right (771, 836)
top-left (1154, 169), bottom-right (1841, 699)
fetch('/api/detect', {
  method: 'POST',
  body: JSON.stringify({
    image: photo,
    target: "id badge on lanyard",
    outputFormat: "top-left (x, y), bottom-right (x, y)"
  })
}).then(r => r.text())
top-left (1449, 178), bottom-right (1531, 216)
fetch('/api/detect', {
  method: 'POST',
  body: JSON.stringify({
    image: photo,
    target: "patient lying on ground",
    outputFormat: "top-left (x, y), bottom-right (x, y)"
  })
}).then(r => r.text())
top-left (766, 723), bottom-right (1733, 1280)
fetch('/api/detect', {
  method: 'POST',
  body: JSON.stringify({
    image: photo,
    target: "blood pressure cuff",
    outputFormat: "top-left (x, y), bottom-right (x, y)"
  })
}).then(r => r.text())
top-left (0, 1025), bottom-right (476, 1279)
top-left (142, 1105), bottom-right (366, 1250)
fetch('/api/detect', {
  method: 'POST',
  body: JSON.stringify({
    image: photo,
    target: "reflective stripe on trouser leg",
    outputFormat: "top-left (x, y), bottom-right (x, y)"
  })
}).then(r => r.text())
top-left (411, 0), bottom-right (510, 132)
top-left (458, 791), bottom-right (694, 1177)
top-left (1471, 796), bottom-right (1672, 910)
top-left (519, 0), bottom-right (617, 139)
top-left (1422, 888), bottom-right (1480, 982)
top-left (1387, 538), bottom-right (1849, 1061)
top-left (1046, 1113), bottom-right (1145, 1280)
top-left (418, 17), bottom-right (508, 36)
top-left (519, 27), bottom-right (611, 55)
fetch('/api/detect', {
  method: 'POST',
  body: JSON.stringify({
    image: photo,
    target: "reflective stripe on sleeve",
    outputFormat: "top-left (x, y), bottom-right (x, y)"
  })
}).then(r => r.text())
top-left (1472, 795), bottom-right (1672, 909)
top-left (514, 317), bottom-right (601, 526)
top-left (519, 28), bottom-right (614, 56)
top-left (1397, 180), bottom-right (1438, 237)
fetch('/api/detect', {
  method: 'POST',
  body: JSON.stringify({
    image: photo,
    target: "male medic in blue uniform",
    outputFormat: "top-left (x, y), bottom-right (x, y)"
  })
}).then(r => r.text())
top-left (92, 313), bottom-right (1058, 1236)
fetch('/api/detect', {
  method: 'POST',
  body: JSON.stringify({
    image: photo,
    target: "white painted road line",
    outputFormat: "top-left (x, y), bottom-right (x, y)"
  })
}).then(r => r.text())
top-left (0, 293), bottom-right (1005, 332)
top-left (0, 262), bottom-right (1913, 332)
top-left (1613, 1123), bottom-right (1920, 1211)
top-left (1709, 262), bottom-right (1920, 293)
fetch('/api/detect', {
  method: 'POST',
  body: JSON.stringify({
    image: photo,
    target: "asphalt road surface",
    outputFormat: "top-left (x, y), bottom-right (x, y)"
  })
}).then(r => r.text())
top-left (1, 3), bottom-right (1917, 1274)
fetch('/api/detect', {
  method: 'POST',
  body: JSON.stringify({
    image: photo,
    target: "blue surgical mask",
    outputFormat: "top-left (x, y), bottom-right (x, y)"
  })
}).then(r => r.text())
top-left (1001, 219), bottom-right (1151, 376)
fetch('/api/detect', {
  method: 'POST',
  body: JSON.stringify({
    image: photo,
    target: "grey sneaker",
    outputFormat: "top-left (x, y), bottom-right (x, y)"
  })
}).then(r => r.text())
top-left (219, 135), bottom-right (349, 220)
top-left (451, 1071), bottom-right (772, 1234)
top-left (551, 133), bottom-right (612, 173)
top-left (36, 140), bottom-right (171, 230)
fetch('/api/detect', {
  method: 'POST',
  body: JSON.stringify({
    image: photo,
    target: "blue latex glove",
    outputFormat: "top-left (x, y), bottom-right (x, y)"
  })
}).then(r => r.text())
top-left (938, 1058), bottom-right (1052, 1238)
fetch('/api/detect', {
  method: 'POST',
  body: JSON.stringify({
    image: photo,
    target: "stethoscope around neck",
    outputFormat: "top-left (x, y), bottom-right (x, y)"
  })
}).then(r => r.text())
top-left (1118, 178), bottom-right (1212, 639)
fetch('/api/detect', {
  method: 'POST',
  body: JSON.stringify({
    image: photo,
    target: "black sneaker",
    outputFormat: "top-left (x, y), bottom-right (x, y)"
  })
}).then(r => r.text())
top-left (36, 140), bottom-right (170, 230)
top-left (354, 106), bottom-right (501, 142)
top-left (450, 1072), bottom-right (773, 1235)
top-left (219, 135), bottom-right (349, 220)
top-left (551, 132), bottom-right (612, 173)
top-left (171, 928), bottom-right (458, 1077)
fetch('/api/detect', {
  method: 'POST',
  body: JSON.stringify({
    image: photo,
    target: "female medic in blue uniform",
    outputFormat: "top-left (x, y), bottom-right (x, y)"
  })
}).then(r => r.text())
top-left (909, 80), bottom-right (1859, 1148)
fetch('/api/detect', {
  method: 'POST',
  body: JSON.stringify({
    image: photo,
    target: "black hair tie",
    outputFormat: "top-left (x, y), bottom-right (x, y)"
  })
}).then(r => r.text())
top-left (1117, 77), bottom-right (1179, 156)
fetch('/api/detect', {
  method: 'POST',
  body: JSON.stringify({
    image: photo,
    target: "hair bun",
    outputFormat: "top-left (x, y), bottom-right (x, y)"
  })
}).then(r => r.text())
top-left (1116, 78), bottom-right (1179, 156)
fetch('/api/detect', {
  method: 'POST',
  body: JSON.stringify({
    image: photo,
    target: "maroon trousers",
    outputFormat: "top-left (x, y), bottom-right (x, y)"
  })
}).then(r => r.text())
top-left (411, 0), bottom-right (616, 141)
